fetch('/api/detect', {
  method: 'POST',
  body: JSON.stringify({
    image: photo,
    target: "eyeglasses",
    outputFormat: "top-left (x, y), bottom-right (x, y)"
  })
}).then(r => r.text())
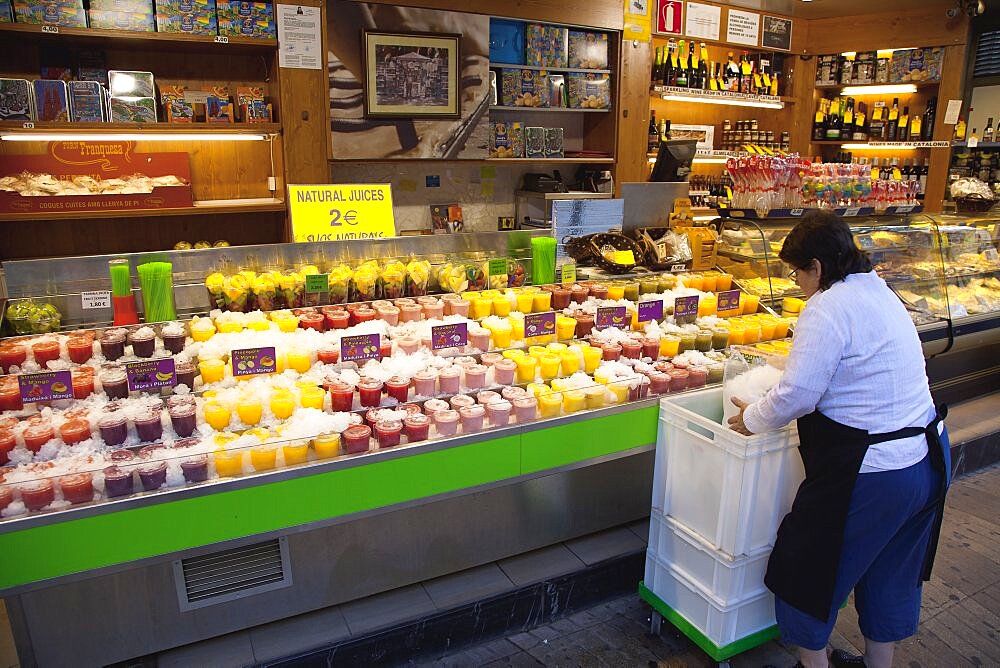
top-left (786, 267), bottom-right (800, 280)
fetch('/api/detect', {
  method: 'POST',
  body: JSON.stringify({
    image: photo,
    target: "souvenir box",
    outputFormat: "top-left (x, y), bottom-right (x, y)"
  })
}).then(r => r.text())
top-left (489, 18), bottom-right (525, 65)
top-left (489, 120), bottom-right (524, 158)
top-left (501, 68), bottom-right (549, 108)
top-left (567, 72), bottom-right (610, 109)
top-left (217, 0), bottom-right (274, 38)
top-left (525, 126), bottom-right (545, 158)
top-left (155, 0), bottom-right (217, 34)
top-left (68, 81), bottom-right (106, 122)
top-left (525, 23), bottom-right (567, 68)
top-left (32, 79), bottom-right (70, 121)
top-left (567, 30), bottom-right (608, 70)
top-left (13, 0), bottom-right (86, 26)
top-left (0, 79), bottom-right (34, 121)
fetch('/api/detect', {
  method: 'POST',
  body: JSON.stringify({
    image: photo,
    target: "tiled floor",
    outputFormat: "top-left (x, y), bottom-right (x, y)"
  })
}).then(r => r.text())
top-left (418, 463), bottom-right (1000, 667)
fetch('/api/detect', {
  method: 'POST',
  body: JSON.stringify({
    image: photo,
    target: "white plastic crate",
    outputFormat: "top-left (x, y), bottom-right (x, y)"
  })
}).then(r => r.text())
top-left (646, 513), bottom-right (770, 604)
top-left (653, 388), bottom-right (805, 558)
top-left (644, 550), bottom-right (776, 649)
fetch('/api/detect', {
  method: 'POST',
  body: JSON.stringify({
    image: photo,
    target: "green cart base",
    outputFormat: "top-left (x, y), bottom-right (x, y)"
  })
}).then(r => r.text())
top-left (638, 581), bottom-right (780, 663)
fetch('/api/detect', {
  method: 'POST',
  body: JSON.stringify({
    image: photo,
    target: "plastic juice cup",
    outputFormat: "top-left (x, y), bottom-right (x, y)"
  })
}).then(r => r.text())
top-left (683, 274), bottom-right (704, 291)
top-left (593, 367), bottom-right (613, 385)
top-left (560, 350), bottom-right (581, 375)
top-left (218, 320), bottom-right (243, 334)
top-left (773, 318), bottom-right (791, 339)
top-left (677, 333), bottom-right (696, 353)
top-left (742, 293), bottom-right (761, 315)
top-left (299, 385), bottom-right (325, 410)
top-left (515, 293), bottom-right (534, 313)
top-left (582, 346), bottom-right (603, 373)
top-left (199, 358), bottom-right (225, 384)
top-left (562, 390), bottom-right (587, 413)
top-left (716, 274), bottom-right (733, 290)
top-left (657, 335), bottom-right (679, 358)
top-left (532, 292), bottom-right (552, 312)
top-left (700, 274), bottom-right (717, 292)
top-left (461, 291), bottom-right (481, 302)
top-left (236, 397), bottom-right (263, 426)
top-left (555, 315), bottom-right (577, 341)
top-left (472, 298), bottom-right (492, 319)
top-left (313, 432), bottom-right (341, 459)
top-left (515, 356), bottom-right (537, 383)
top-left (250, 446), bottom-right (277, 471)
top-left (190, 319), bottom-right (216, 342)
top-left (214, 450), bottom-right (244, 477)
top-left (538, 392), bottom-right (562, 417)
top-left (742, 324), bottom-right (761, 344)
top-left (502, 348), bottom-right (525, 361)
top-left (547, 342), bottom-right (568, 352)
top-left (537, 353), bottom-right (560, 380)
top-left (282, 441), bottom-right (309, 465)
top-left (607, 381), bottom-right (629, 404)
top-left (549, 378), bottom-right (569, 392)
top-left (585, 385), bottom-right (606, 408)
top-left (492, 298), bottom-right (511, 316)
top-left (759, 319), bottom-right (777, 341)
top-left (528, 345), bottom-right (548, 357)
top-left (526, 383), bottom-right (549, 398)
top-left (270, 390), bottom-right (295, 419)
top-left (491, 321), bottom-right (513, 348)
top-left (276, 316), bottom-right (300, 333)
top-left (606, 285), bottom-right (625, 300)
top-left (247, 319), bottom-right (271, 332)
top-left (286, 349), bottom-right (311, 373)
top-left (509, 317), bottom-right (525, 341)
top-left (203, 400), bottom-right (231, 430)
top-left (727, 325), bottom-right (746, 345)
top-left (698, 296), bottom-right (717, 317)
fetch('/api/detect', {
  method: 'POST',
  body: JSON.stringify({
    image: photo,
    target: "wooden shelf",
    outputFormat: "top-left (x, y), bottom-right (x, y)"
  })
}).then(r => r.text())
top-left (0, 121), bottom-right (281, 136)
top-left (0, 198), bottom-right (286, 222)
top-left (815, 81), bottom-right (940, 90)
top-left (0, 23), bottom-right (276, 54)
top-left (811, 140), bottom-right (949, 148)
top-left (487, 157), bottom-right (615, 163)
top-left (489, 106), bottom-right (611, 113)
top-left (491, 63), bottom-right (612, 75)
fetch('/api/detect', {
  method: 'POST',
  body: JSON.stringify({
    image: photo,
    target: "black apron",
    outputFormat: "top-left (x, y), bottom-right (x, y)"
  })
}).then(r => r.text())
top-left (764, 406), bottom-right (950, 622)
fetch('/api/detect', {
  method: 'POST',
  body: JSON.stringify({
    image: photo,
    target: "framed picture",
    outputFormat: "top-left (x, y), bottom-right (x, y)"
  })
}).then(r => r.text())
top-left (362, 30), bottom-right (461, 118)
top-left (670, 123), bottom-right (714, 150)
top-left (762, 15), bottom-right (793, 52)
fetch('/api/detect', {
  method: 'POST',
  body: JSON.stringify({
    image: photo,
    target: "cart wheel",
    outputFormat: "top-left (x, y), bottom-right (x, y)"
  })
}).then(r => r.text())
top-left (649, 610), bottom-right (662, 635)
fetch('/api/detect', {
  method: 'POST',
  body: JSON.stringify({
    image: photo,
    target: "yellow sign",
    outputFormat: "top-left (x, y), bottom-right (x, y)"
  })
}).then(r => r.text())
top-left (288, 184), bottom-right (396, 243)
top-left (624, 0), bottom-right (652, 42)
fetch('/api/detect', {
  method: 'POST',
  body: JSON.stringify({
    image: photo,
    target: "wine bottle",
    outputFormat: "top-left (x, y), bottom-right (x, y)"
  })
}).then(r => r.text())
top-left (886, 98), bottom-right (900, 140)
top-left (652, 47), bottom-right (662, 86)
top-left (909, 107), bottom-right (923, 141)
top-left (897, 106), bottom-right (910, 141)
top-left (648, 110), bottom-right (659, 153)
top-left (813, 100), bottom-right (828, 141)
top-left (922, 97), bottom-right (937, 141)
top-left (716, 61), bottom-right (726, 91)
top-left (825, 97), bottom-right (843, 140)
top-left (853, 100), bottom-right (867, 141)
top-left (676, 40), bottom-right (689, 87)
top-left (984, 117), bottom-right (995, 144)
top-left (740, 52), bottom-right (752, 94)
top-left (869, 101), bottom-right (885, 141)
top-left (666, 38), bottom-right (678, 87)
top-left (699, 44), bottom-right (709, 90)
top-left (954, 115), bottom-right (967, 141)
top-left (726, 52), bottom-right (739, 92)
top-left (919, 158), bottom-right (929, 195)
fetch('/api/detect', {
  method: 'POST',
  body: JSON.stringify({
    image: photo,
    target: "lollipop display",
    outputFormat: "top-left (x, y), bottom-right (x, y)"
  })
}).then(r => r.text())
top-left (726, 155), bottom-right (810, 213)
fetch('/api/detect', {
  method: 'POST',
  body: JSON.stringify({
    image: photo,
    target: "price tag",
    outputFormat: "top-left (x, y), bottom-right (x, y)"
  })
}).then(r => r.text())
top-left (674, 295), bottom-right (699, 319)
top-left (985, 248), bottom-right (999, 262)
top-left (304, 273), bottom-right (329, 293)
top-left (670, 263), bottom-right (687, 273)
top-left (41, 24), bottom-right (59, 33)
top-left (611, 250), bottom-right (636, 265)
top-left (340, 334), bottom-right (380, 363)
top-left (431, 323), bottom-right (468, 350)
top-left (19, 371), bottom-right (73, 403)
top-left (81, 290), bottom-right (111, 310)
top-left (288, 184), bottom-right (396, 242)
top-left (125, 358), bottom-right (176, 392)
top-left (843, 207), bottom-right (861, 217)
top-left (716, 290), bottom-right (741, 313)
top-left (231, 346), bottom-right (277, 377)
top-left (22, 122), bottom-right (34, 129)
top-left (561, 262), bottom-right (576, 284)
top-left (524, 312), bottom-right (556, 338)
top-left (488, 259), bottom-right (507, 276)
top-left (856, 233), bottom-right (876, 250)
top-left (596, 306), bottom-right (627, 329)
top-left (214, 35), bottom-right (229, 43)
top-left (790, 208), bottom-right (804, 216)
top-left (497, 216), bottom-right (515, 230)
top-left (637, 300), bottom-right (664, 322)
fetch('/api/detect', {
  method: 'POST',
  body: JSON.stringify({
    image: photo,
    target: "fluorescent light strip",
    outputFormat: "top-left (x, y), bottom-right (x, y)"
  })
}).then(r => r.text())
top-left (660, 94), bottom-right (784, 110)
top-left (0, 133), bottom-right (268, 142)
top-left (841, 143), bottom-right (919, 150)
top-left (840, 84), bottom-right (918, 96)
top-left (692, 157), bottom-right (730, 164)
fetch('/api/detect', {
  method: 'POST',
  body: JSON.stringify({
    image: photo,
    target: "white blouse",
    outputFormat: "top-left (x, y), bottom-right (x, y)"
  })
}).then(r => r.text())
top-left (742, 271), bottom-right (935, 472)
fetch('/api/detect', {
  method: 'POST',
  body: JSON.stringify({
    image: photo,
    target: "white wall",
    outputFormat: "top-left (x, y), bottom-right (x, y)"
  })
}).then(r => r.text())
top-left (968, 85), bottom-right (1000, 137)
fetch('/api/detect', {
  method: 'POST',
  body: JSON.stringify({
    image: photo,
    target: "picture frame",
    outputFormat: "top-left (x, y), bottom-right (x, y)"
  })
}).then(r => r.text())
top-left (670, 123), bottom-right (714, 150)
top-left (362, 30), bottom-right (461, 118)
top-left (762, 15), bottom-right (793, 52)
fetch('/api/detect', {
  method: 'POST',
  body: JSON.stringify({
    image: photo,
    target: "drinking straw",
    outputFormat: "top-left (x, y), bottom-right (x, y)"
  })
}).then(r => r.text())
top-left (137, 261), bottom-right (177, 322)
top-left (109, 259), bottom-right (139, 326)
top-left (532, 237), bottom-right (556, 285)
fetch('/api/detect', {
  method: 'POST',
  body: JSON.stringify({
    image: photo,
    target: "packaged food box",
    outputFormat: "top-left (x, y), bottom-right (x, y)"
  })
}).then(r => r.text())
top-left (525, 23), bottom-right (567, 68)
top-left (567, 72), bottom-right (610, 109)
top-left (13, 0), bottom-right (86, 26)
top-left (237, 85), bottom-right (271, 122)
top-left (852, 51), bottom-right (876, 84)
top-left (155, 0), bottom-right (217, 34)
top-left (567, 30), bottom-right (608, 69)
top-left (88, 9), bottom-right (154, 30)
top-left (501, 68), bottom-right (549, 107)
top-left (160, 84), bottom-right (193, 122)
top-left (68, 80), bottom-right (105, 122)
top-left (109, 70), bottom-right (155, 98)
top-left (89, 0), bottom-right (151, 10)
top-left (525, 126), bottom-right (545, 158)
top-left (489, 18), bottom-right (525, 65)
top-left (489, 120), bottom-right (523, 158)
top-left (0, 79), bottom-right (34, 121)
top-left (217, 0), bottom-right (274, 38)
top-left (109, 96), bottom-right (157, 122)
top-left (0, 0), bottom-right (13, 21)
top-left (815, 54), bottom-right (839, 86)
top-left (32, 80), bottom-right (69, 121)
top-left (544, 127), bottom-right (564, 158)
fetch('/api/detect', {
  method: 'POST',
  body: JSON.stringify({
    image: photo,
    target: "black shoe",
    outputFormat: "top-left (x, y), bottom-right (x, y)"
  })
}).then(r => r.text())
top-left (830, 649), bottom-right (867, 667)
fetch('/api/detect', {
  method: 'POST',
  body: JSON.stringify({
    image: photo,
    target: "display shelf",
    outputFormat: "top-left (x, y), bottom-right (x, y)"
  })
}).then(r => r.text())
top-left (0, 22), bottom-right (276, 54)
top-left (0, 122), bottom-right (281, 137)
top-left (810, 140), bottom-right (949, 148)
top-left (0, 197), bottom-right (286, 222)
top-left (489, 106), bottom-right (611, 113)
top-left (651, 86), bottom-right (793, 108)
top-left (487, 157), bottom-right (615, 163)
top-left (491, 63), bottom-right (612, 75)
top-left (815, 81), bottom-right (940, 91)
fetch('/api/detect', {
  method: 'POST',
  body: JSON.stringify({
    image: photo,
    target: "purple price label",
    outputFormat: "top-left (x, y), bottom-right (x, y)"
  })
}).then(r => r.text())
top-left (432, 323), bottom-right (468, 350)
top-left (341, 333), bottom-right (380, 363)
top-left (19, 370), bottom-right (73, 403)
top-left (674, 295), bottom-right (700, 319)
top-left (596, 306), bottom-right (628, 329)
top-left (232, 346), bottom-right (278, 377)
top-left (126, 358), bottom-right (176, 391)
top-left (717, 290), bottom-right (741, 313)
top-left (524, 311), bottom-right (556, 337)
top-left (637, 300), bottom-right (664, 323)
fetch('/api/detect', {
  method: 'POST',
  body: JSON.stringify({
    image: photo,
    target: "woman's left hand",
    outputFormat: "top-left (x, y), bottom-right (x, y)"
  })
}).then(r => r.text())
top-left (728, 397), bottom-right (753, 435)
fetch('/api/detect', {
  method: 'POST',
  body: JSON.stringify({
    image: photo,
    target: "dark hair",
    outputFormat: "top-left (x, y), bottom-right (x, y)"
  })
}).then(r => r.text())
top-left (778, 211), bottom-right (872, 291)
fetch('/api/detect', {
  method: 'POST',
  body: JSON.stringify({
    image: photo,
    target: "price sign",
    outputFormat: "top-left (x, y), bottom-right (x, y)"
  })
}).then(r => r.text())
top-left (126, 358), bottom-right (176, 392)
top-left (670, 263), bottom-right (687, 273)
top-left (432, 323), bottom-right (468, 350)
top-left (985, 248), bottom-right (999, 262)
top-left (488, 259), bottom-right (507, 276)
top-left (341, 333), bottom-right (380, 363)
top-left (716, 290), bottom-right (741, 313)
top-left (843, 207), bottom-right (861, 217)
top-left (214, 35), bottom-right (229, 43)
top-left (638, 300), bottom-right (664, 322)
top-left (561, 262), bottom-right (576, 283)
top-left (19, 371), bottom-right (73, 403)
top-left (81, 290), bottom-right (111, 310)
top-left (305, 273), bottom-right (330, 293)
top-left (524, 312), bottom-right (556, 338)
top-left (231, 347), bottom-right (278, 377)
top-left (41, 25), bottom-right (59, 33)
top-left (288, 184), bottom-right (396, 243)
top-left (674, 295), bottom-right (699, 319)
top-left (596, 306), bottom-right (628, 329)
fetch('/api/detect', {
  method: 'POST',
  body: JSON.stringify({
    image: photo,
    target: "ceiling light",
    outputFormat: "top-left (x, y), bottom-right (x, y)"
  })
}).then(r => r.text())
top-left (840, 84), bottom-right (919, 96)
top-left (660, 94), bottom-right (784, 109)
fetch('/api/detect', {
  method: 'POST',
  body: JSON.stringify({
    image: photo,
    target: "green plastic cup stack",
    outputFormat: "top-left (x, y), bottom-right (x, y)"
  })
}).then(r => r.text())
top-left (137, 261), bottom-right (177, 323)
top-left (531, 236), bottom-right (556, 285)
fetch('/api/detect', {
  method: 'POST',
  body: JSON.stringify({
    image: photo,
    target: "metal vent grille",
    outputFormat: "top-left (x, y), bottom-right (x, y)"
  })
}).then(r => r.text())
top-left (173, 537), bottom-right (292, 611)
top-left (975, 30), bottom-right (1000, 78)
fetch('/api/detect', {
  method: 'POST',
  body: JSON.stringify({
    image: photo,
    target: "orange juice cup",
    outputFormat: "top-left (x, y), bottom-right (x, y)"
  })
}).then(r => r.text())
top-left (532, 292), bottom-right (552, 313)
top-left (250, 446), bottom-right (277, 471)
top-left (538, 392), bottom-right (562, 417)
top-left (759, 319), bottom-right (778, 341)
top-left (199, 358), bottom-right (225, 384)
top-left (659, 335), bottom-right (680, 358)
top-left (701, 274), bottom-right (718, 292)
top-left (236, 396), bottom-right (263, 426)
top-left (743, 293), bottom-right (761, 315)
top-left (716, 273), bottom-right (733, 290)
top-left (299, 385), bottom-right (326, 410)
top-left (683, 274), bottom-right (704, 291)
top-left (773, 318), bottom-right (791, 338)
top-left (282, 441), bottom-right (310, 465)
top-left (214, 449), bottom-right (244, 477)
top-left (270, 390), bottom-right (295, 420)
